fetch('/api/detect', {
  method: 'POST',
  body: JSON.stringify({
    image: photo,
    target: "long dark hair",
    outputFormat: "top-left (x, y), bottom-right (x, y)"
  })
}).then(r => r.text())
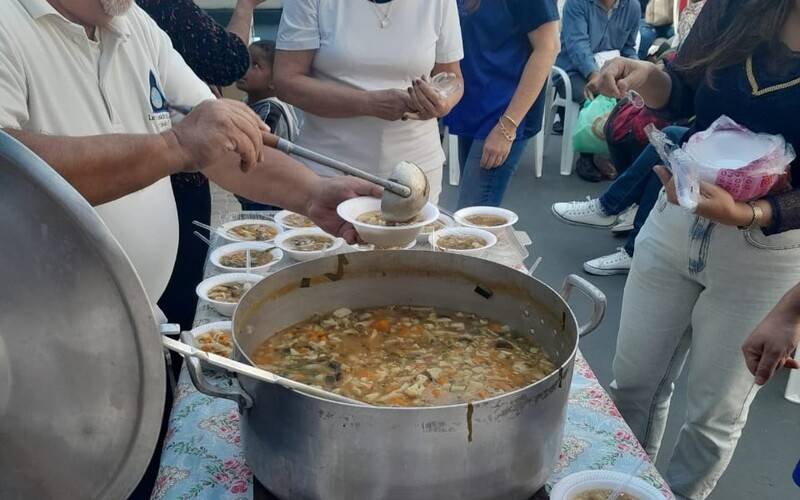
top-left (464, 0), bottom-right (481, 13)
top-left (676, 0), bottom-right (793, 84)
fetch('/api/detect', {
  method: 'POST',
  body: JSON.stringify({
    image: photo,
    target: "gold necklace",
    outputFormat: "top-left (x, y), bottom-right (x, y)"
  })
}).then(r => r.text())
top-left (746, 55), bottom-right (800, 96)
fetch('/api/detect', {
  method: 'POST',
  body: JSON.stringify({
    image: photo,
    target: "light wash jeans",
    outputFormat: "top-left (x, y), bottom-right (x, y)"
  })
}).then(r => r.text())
top-left (610, 191), bottom-right (800, 499)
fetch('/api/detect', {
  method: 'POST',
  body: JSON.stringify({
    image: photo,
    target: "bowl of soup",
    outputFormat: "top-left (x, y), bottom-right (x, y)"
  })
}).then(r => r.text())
top-left (454, 206), bottom-right (518, 235)
top-left (210, 242), bottom-right (283, 274)
top-left (219, 219), bottom-right (282, 243)
top-left (550, 471), bottom-right (663, 500)
top-left (337, 196), bottom-right (439, 248)
top-left (429, 227), bottom-right (497, 257)
top-left (417, 212), bottom-right (455, 242)
top-left (275, 228), bottom-right (343, 262)
top-left (196, 273), bottom-right (263, 316)
top-left (190, 321), bottom-right (234, 370)
top-left (275, 210), bottom-right (317, 229)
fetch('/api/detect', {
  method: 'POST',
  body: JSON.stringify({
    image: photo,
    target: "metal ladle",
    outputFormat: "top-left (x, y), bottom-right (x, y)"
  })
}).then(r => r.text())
top-left (263, 134), bottom-right (429, 222)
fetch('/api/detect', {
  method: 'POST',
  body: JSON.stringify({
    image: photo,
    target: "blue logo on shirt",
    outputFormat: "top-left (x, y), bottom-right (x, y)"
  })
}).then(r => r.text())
top-left (149, 71), bottom-right (167, 113)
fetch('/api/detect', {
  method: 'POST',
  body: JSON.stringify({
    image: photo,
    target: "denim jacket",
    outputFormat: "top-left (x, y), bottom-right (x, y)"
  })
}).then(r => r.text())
top-left (555, 0), bottom-right (641, 78)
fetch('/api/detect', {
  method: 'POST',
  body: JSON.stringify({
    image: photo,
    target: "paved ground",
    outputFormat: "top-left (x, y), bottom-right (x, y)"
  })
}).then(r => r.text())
top-left (210, 132), bottom-right (800, 499)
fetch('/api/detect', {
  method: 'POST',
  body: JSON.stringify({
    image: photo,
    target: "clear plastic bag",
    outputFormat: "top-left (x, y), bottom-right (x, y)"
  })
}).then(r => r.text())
top-left (646, 116), bottom-right (795, 211)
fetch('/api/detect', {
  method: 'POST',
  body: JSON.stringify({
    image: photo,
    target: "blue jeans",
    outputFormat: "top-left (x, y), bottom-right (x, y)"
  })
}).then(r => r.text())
top-left (599, 126), bottom-right (688, 256)
top-left (457, 136), bottom-right (530, 208)
top-left (638, 20), bottom-right (674, 60)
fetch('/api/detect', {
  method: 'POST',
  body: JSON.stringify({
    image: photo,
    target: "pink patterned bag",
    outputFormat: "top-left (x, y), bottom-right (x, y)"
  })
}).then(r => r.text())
top-left (648, 116), bottom-right (794, 210)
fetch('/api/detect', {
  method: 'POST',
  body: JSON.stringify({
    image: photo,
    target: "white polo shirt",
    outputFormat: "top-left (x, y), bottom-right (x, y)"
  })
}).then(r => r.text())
top-left (0, 0), bottom-right (214, 307)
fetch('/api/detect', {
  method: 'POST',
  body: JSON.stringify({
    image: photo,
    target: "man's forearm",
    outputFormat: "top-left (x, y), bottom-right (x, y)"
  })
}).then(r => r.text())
top-left (205, 147), bottom-right (319, 214)
top-left (4, 128), bottom-right (187, 206)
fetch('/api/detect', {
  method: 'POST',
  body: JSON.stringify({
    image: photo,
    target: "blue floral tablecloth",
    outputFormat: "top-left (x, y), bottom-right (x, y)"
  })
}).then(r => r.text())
top-left (153, 221), bottom-right (672, 499)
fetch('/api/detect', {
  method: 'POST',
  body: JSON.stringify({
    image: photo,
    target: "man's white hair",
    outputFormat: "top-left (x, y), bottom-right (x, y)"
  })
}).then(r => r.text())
top-left (100, 0), bottom-right (133, 17)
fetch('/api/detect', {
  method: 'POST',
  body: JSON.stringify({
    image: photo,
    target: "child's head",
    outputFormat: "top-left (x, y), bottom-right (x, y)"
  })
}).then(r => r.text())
top-left (236, 40), bottom-right (277, 99)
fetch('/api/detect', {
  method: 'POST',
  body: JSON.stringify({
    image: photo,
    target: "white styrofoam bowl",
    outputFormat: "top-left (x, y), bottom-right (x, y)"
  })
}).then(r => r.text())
top-left (417, 212), bottom-right (456, 243)
top-left (337, 197), bottom-right (439, 248)
top-left (351, 239), bottom-right (418, 252)
top-left (454, 206), bottom-right (518, 235)
top-left (275, 228), bottom-right (344, 262)
top-left (209, 242), bottom-right (283, 274)
top-left (274, 210), bottom-right (318, 230)
top-left (429, 227), bottom-right (497, 257)
top-left (189, 321), bottom-right (233, 370)
top-left (550, 470), bottom-right (664, 500)
top-left (218, 219), bottom-right (282, 243)
top-left (196, 273), bottom-right (263, 317)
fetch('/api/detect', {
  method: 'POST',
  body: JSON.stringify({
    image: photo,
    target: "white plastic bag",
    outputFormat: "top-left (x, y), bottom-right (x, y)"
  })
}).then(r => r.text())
top-left (646, 116), bottom-right (795, 211)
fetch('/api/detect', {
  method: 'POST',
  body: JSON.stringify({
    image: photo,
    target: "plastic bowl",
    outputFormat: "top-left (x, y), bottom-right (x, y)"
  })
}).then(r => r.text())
top-left (550, 470), bottom-right (664, 500)
top-left (275, 228), bottom-right (344, 262)
top-left (686, 130), bottom-right (789, 201)
top-left (209, 242), bottom-right (283, 274)
top-left (189, 321), bottom-right (233, 370)
top-left (337, 197), bottom-right (439, 248)
top-left (454, 206), bottom-right (518, 235)
top-left (218, 219), bottom-right (282, 243)
top-left (417, 212), bottom-right (456, 243)
top-left (196, 273), bottom-right (263, 317)
top-left (429, 227), bottom-right (497, 257)
top-left (274, 210), bottom-right (317, 230)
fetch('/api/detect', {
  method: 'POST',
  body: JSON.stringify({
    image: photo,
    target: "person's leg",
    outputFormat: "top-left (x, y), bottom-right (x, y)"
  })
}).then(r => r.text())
top-left (158, 175), bottom-right (211, 331)
top-left (638, 20), bottom-right (658, 60)
top-left (609, 199), bottom-right (703, 458)
top-left (600, 126), bottom-right (688, 216)
top-left (665, 224), bottom-right (800, 499)
top-left (569, 73), bottom-right (587, 105)
top-left (457, 138), bottom-right (529, 208)
top-left (458, 136), bottom-right (474, 175)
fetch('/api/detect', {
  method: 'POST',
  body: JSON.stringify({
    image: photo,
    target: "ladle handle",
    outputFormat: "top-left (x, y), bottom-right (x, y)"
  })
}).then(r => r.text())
top-left (162, 336), bottom-right (368, 406)
top-left (264, 134), bottom-right (412, 198)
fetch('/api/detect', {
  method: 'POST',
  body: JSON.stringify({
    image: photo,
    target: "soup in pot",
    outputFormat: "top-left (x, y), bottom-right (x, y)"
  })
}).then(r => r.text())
top-left (250, 306), bottom-right (555, 407)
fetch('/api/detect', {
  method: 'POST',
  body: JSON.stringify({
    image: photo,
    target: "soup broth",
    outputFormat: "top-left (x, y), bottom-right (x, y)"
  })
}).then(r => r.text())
top-left (227, 223), bottom-right (278, 241)
top-left (286, 235), bottom-right (335, 252)
top-left (465, 214), bottom-right (508, 227)
top-left (357, 210), bottom-right (424, 227)
top-left (250, 306), bottom-right (555, 406)
top-left (219, 249), bottom-right (274, 268)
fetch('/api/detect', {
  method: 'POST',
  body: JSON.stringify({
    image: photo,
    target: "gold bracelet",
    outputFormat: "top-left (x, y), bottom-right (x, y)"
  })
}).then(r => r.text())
top-left (498, 121), bottom-right (516, 142)
top-left (738, 202), bottom-right (763, 230)
top-left (501, 114), bottom-right (520, 129)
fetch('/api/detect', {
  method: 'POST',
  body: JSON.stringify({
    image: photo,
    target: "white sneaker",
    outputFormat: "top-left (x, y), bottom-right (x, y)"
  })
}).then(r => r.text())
top-left (551, 198), bottom-right (617, 228)
top-left (583, 248), bottom-right (632, 276)
top-left (611, 205), bottom-right (638, 233)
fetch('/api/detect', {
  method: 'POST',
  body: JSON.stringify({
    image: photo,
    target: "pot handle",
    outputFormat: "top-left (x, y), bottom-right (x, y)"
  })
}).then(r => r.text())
top-left (560, 275), bottom-right (607, 338)
top-left (179, 331), bottom-right (255, 410)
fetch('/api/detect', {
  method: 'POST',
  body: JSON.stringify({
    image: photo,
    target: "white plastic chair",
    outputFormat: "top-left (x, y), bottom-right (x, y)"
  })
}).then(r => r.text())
top-left (543, 66), bottom-right (580, 176)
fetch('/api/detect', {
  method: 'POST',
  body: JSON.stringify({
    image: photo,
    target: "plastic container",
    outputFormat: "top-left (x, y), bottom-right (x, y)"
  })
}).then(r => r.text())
top-left (275, 228), bottom-right (344, 262)
top-left (454, 206), bottom-right (519, 235)
top-left (196, 273), bottom-right (263, 317)
top-left (550, 470), bottom-right (664, 500)
top-left (337, 196), bottom-right (439, 248)
top-left (429, 227), bottom-right (497, 257)
top-left (210, 242), bottom-right (283, 274)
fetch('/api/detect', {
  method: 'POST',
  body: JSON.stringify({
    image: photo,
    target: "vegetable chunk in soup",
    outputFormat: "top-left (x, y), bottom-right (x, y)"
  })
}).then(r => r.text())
top-left (250, 306), bottom-right (555, 406)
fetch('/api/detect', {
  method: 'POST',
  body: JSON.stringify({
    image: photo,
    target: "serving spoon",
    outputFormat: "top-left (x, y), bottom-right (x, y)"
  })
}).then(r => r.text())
top-left (162, 336), bottom-right (370, 406)
top-left (166, 102), bottom-right (429, 222)
top-left (262, 133), bottom-right (429, 222)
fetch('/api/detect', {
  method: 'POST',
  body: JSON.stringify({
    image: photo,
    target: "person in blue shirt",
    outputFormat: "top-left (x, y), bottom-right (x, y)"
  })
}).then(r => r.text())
top-left (444, 0), bottom-right (560, 208)
top-left (554, 0), bottom-right (641, 181)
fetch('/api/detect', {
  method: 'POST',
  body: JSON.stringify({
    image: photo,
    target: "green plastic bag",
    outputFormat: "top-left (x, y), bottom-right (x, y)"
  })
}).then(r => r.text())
top-left (572, 96), bottom-right (617, 155)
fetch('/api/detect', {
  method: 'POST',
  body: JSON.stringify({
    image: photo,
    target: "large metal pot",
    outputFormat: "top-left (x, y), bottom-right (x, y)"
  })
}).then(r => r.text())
top-left (187, 251), bottom-right (605, 500)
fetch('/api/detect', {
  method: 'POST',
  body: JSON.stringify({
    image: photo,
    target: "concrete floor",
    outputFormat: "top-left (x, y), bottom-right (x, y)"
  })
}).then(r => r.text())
top-left (436, 136), bottom-right (800, 500)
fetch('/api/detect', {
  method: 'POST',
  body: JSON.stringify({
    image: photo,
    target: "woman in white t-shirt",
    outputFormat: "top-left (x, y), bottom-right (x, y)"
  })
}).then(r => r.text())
top-left (274, 0), bottom-right (465, 204)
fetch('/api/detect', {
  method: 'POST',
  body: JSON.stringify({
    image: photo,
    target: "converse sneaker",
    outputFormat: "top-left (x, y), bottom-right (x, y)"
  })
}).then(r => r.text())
top-left (551, 198), bottom-right (617, 228)
top-left (583, 248), bottom-right (633, 276)
top-left (611, 205), bottom-right (638, 233)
